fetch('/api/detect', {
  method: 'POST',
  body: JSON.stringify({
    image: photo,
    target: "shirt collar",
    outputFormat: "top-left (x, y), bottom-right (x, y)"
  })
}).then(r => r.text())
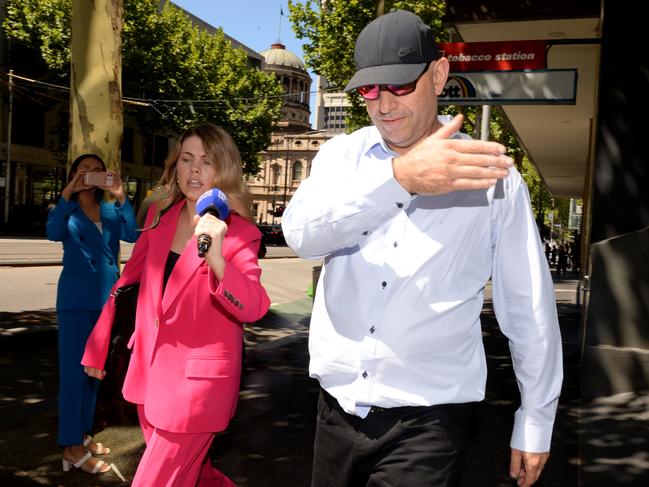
top-left (363, 126), bottom-right (399, 159)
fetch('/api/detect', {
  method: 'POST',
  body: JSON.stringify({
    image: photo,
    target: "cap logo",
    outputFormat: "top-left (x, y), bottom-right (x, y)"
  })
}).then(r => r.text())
top-left (397, 47), bottom-right (417, 58)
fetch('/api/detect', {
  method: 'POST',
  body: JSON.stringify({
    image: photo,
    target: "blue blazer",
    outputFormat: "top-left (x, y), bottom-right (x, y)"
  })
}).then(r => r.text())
top-left (46, 197), bottom-right (139, 311)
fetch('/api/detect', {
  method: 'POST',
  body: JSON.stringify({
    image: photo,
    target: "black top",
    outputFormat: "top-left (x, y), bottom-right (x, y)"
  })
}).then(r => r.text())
top-left (163, 250), bottom-right (181, 292)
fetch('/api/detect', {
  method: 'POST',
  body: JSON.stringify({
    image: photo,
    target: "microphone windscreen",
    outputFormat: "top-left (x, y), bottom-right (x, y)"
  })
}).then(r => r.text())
top-left (195, 188), bottom-right (230, 219)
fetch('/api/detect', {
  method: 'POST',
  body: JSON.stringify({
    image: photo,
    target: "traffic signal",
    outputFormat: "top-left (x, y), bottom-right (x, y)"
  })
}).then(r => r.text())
top-left (273, 205), bottom-right (285, 217)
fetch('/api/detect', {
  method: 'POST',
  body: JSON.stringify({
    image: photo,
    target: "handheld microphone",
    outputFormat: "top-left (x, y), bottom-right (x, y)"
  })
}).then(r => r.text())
top-left (195, 188), bottom-right (230, 258)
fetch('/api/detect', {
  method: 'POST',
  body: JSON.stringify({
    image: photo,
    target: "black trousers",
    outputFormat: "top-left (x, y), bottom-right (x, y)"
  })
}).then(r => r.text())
top-left (312, 389), bottom-right (475, 487)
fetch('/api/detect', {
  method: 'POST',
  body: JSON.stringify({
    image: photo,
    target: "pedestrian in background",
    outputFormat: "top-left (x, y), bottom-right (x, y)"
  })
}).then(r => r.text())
top-left (556, 243), bottom-right (569, 277)
top-left (83, 123), bottom-right (270, 486)
top-left (46, 153), bottom-right (138, 474)
top-left (282, 10), bottom-right (563, 487)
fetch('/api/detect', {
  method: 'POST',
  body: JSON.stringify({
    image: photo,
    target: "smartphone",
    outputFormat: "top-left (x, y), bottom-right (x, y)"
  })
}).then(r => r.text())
top-left (84, 172), bottom-right (114, 187)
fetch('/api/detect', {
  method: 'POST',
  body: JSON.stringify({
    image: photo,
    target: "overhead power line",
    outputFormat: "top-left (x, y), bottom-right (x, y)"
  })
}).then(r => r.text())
top-left (3, 71), bottom-right (344, 107)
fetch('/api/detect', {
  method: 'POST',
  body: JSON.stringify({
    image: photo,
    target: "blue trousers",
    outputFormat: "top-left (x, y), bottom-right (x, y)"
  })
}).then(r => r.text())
top-left (57, 309), bottom-right (101, 446)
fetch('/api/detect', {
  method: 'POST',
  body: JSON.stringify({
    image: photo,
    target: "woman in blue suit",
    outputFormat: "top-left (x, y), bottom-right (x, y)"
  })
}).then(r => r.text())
top-left (46, 154), bottom-right (138, 474)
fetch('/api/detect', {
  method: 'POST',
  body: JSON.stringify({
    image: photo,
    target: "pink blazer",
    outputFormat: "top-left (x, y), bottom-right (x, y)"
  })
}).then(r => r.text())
top-left (82, 200), bottom-right (270, 433)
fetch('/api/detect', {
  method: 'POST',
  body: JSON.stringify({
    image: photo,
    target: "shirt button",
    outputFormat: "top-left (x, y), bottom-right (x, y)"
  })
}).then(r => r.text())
top-left (362, 371), bottom-right (368, 379)
top-left (393, 241), bottom-right (398, 247)
top-left (396, 202), bottom-right (403, 208)
top-left (362, 231), bottom-right (368, 236)
top-left (381, 281), bottom-right (387, 288)
top-left (154, 319), bottom-right (159, 328)
top-left (369, 326), bottom-right (375, 334)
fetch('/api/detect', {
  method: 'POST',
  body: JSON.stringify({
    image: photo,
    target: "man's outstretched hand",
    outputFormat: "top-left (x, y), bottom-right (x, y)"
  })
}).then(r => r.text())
top-left (392, 114), bottom-right (513, 195)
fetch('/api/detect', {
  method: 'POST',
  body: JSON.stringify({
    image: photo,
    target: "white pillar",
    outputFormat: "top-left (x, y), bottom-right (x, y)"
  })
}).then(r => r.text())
top-left (480, 105), bottom-right (491, 141)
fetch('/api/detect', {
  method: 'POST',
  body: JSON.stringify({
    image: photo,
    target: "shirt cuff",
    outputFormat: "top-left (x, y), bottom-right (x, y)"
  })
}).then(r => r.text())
top-left (362, 157), bottom-right (412, 213)
top-left (510, 409), bottom-right (555, 453)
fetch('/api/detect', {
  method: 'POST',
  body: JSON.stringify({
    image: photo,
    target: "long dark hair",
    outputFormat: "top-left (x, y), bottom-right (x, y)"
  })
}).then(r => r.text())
top-left (68, 153), bottom-right (106, 202)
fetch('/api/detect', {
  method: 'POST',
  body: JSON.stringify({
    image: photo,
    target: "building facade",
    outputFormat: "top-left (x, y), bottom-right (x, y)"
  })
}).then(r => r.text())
top-left (0, 1), bottom-right (265, 235)
top-left (0, 3), bottom-right (335, 234)
top-left (248, 43), bottom-right (333, 225)
top-left (313, 74), bottom-right (351, 133)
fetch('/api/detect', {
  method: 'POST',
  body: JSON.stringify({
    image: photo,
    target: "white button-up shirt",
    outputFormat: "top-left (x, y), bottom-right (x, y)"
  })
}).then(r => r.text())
top-left (282, 125), bottom-right (563, 453)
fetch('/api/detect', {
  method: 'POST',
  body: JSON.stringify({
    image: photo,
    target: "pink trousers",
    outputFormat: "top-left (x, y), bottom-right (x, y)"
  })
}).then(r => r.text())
top-left (131, 404), bottom-right (235, 487)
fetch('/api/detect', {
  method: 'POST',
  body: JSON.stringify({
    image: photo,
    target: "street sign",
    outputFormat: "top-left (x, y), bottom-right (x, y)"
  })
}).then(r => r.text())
top-left (440, 40), bottom-right (548, 72)
top-left (439, 70), bottom-right (577, 105)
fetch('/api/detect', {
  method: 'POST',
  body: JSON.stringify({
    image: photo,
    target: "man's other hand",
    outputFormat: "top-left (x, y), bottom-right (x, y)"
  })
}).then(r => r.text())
top-left (509, 448), bottom-right (550, 487)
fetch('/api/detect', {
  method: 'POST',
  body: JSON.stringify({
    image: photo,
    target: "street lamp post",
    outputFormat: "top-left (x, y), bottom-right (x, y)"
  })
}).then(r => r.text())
top-left (271, 185), bottom-right (278, 224)
top-left (4, 70), bottom-right (14, 224)
top-left (268, 137), bottom-right (281, 224)
top-left (283, 138), bottom-right (291, 208)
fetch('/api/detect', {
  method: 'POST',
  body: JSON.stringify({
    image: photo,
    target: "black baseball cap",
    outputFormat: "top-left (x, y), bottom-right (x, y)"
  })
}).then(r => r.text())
top-left (344, 10), bottom-right (441, 92)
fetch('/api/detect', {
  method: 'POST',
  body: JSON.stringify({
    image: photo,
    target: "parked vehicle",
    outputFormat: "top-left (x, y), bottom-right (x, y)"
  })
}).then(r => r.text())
top-left (257, 230), bottom-right (267, 258)
top-left (258, 224), bottom-right (286, 246)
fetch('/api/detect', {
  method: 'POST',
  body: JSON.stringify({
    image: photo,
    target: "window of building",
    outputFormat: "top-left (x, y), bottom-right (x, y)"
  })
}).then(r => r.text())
top-left (154, 135), bottom-right (168, 167)
top-left (56, 111), bottom-right (69, 152)
top-left (271, 163), bottom-right (281, 185)
top-left (144, 134), bottom-right (170, 167)
top-left (122, 127), bottom-right (134, 163)
top-left (13, 102), bottom-right (45, 148)
top-left (292, 161), bottom-right (303, 181)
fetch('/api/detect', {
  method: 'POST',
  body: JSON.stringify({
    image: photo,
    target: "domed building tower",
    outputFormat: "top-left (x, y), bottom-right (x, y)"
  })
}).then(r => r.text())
top-left (245, 43), bottom-right (333, 226)
top-left (260, 43), bottom-right (311, 131)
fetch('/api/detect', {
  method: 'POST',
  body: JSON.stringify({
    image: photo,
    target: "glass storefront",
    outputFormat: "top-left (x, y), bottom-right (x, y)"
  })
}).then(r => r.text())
top-left (1, 161), bottom-right (66, 236)
top-left (0, 161), bottom-right (147, 236)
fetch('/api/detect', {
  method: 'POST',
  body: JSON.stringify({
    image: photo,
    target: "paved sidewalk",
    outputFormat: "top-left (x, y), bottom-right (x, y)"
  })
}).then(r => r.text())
top-left (0, 297), bottom-right (314, 486)
top-left (0, 238), bottom-right (296, 267)
top-left (2, 271), bottom-right (646, 486)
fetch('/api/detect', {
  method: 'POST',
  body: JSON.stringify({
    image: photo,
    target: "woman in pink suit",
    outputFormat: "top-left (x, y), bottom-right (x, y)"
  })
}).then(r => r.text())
top-left (82, 123), bottom-right (270, 486)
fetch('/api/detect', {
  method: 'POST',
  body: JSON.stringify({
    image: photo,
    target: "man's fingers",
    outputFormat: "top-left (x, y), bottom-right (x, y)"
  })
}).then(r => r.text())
top-left (432, 113), bottom-right (464, 139)
top-left (510, 449), bottom-right (549, 487)
top-left (445, 138), bottom-right (509, 157)
top-left (430, 114), bottom-right (508, 158)
top-left (451, 151), bottom-right (513, 171)
top-left (448, 178), bottom-right (499, 191)
top-left (510, 449), bottom-right (524, 481)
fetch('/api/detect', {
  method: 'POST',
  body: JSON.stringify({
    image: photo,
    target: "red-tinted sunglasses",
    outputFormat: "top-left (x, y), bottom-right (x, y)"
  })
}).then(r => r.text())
top-left (357, 80), bottom-right (418, 100)
top-left (356, 63), bottom-right (431, 100)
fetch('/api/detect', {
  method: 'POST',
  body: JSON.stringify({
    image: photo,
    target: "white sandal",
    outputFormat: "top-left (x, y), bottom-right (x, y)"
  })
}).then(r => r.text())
top-left (62, 451), bottom-right (110, 474)
top-left (84, 435), bottom-right (111, 455)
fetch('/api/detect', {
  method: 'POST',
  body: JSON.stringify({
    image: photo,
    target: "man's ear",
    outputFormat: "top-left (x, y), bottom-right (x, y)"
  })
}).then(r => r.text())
top-left (432, 58), bottom-right (450, 96)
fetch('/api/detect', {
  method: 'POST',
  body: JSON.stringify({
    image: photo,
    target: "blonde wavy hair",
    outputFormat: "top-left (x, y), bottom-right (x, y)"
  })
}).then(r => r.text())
top-left (148, 123), bottom-right (253, 229)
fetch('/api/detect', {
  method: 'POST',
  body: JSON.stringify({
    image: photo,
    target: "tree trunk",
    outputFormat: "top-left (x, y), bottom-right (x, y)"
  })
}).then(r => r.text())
top-left (69, 0), bottom-right (123, 172)
top-left (376, 0), bottom-right (385, 17)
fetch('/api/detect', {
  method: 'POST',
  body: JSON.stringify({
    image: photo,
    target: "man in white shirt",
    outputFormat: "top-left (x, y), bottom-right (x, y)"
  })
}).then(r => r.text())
top-left (282, 10), bottom-right (562, 487)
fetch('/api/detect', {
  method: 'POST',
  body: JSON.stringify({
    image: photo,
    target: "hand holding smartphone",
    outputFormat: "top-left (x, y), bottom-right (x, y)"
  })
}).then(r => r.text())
top-left (83, 171), bottom-right (114, 188)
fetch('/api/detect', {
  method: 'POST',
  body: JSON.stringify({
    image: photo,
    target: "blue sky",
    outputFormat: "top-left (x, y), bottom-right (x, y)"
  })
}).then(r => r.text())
top-left (171, 0), bottom-right (317, 124)
top-left (172, 0), bottom-right (306, 57)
